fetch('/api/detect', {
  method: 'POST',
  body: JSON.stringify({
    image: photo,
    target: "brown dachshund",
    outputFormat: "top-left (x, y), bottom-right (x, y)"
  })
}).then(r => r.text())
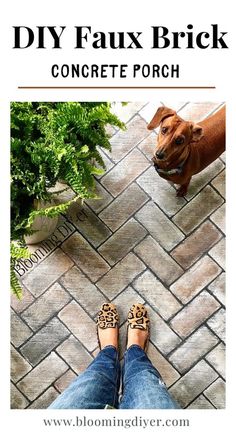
top-left (147, 105), bottom-right (225, 196)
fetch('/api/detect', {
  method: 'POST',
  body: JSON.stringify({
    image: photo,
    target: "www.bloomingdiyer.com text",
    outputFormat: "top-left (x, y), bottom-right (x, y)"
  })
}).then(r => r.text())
top-left (12, 24), bottom-right (229, 80)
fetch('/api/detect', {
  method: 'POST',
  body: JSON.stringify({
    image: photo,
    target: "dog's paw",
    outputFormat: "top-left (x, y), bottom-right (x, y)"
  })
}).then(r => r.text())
top-left (176, 186), bottom-right (187, 197)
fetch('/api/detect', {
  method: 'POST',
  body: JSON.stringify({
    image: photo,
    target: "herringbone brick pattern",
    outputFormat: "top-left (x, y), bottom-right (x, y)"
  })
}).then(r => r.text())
top-left (11, 102), bottom-right (225, 409)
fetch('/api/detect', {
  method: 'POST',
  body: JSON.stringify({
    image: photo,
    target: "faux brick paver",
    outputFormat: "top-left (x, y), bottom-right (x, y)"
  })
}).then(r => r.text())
top-left (21, 282), bottom-right (71, 330)
top-left (17, 352), bottom-right (68, 401)
top-left (211, 169), bottom-right (225, 198)
top-left (135, 236), bottom-right (183, 285)
top-left (169, 326), bottom-right (219, 373)
top-left (147, 342), bottom-right (180, 387)
top-left (54, 370), bottom-right (77, 393)
top-left (66, 202), bottom-right (111, 247)
top-left (208, 272), bottom-right (225, 305)
top-left (209, 237), bottom-right (225, 270)
top-left (11, 287), bottom-right (34, 313)
top-left (61, 232), bottom-right (110, 282)
top-left (11, 102), bottom-right (226, 409)
top-left (110, 286), bottom-right (144, 324)
top-left (135, 201), bottom-right (184, 251)
top-left (133, 270), bottom-right (181, 320)
top-left (96, 252), bottom-right (145, 299)
top-left (98, 218), bottom-right (147, 266)
top-left (170, 291), bottom-right (220, 338)
top-left (21, 249), bottom-right (74, 297)
top-left (171, 221), bottom-right (222, 269)
top-left (99, 183), bottom-right (149, 231)
top-left (148, 307), bottom-right (181, 354)
top-left (204, 378), bottom-right (225, 408)
top-left (101, 149), bottom-right (150, 197)
top-left (187, 395), bottom-right (215, 409)
top-left (137, 166), bottom-right (186, 216)
top-left (59, 301), bottom-right (97, 351)
top-left (170, 256), bottom-right (221, 304)
top-left (86, 181), bottom-right (113, 213)
top-left (109, 115), bottom-right (148, 162)
top-left (206, 342), bottom-right (225, 379)
top-left (11, 309), bottom-right (33, 347)
top-left (11, 383), bottom-right (29, 409)
top-left (169, 360), bottom-right (218, 408)
top-left (60, 267), bottom-right (107, 316)
top-left (185, 160), bottom-right (224, 201)
top-left (56, 335), bottom-right (93, 375)
top-left (172, 186), bottom-right (224, 234)
top-left (207, 309), bottom-right (225, 342)
top-left (20, 317), bottom-right (70, 366)
top-left (28, 387), bottom-right (59, 409)
top-left (210, 203), bottom-right (225, 234)
top-left (11, 345), bottom-right (32, 382)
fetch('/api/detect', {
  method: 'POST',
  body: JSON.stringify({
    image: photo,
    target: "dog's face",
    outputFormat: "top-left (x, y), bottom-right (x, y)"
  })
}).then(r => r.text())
top-left (147, 107), bottom-right (203, 168)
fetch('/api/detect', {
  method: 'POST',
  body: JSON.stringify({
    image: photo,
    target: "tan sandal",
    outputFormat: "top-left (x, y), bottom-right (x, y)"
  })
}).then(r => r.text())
top-left (96, 303), bottom-right (119, 349)
top-left (127, 303), bottom-right (150, 351)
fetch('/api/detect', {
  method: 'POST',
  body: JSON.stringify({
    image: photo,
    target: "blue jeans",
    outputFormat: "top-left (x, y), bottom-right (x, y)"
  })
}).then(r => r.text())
top-left (49, 345), bottom-right (180, 409)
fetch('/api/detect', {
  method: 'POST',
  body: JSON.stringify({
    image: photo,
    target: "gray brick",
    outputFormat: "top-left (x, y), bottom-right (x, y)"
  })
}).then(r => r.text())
top-left (59, 301), bottom-right (97, 351)
top-left (17, 353), bottom-right (68, 401)
top-left (209, 238), bottom-right (225, 270)
top-left (66, 202), bottom-right (111, 247)
top-left (111, 102), bottom-right (146, 124)
top-left (11, 287), bottom-right (35, 313)
top-left (207, 309), bottom-right (225, 342)
top-left (11, 309), bottom-right (32, 347)
top-left (170, 255), bottom-right (221, 304)
top-left (56, 335), bottom-right (93, 374)
top-left (208, 272), bottom-right (225, 305)
top-left (21, 282), bottom-right (71, 330)
top-left (147, 342), bottom-right (180, 387)
top-left (22, 248), bottom-right (73, 297)
top-left (210, 203), bottom-right (225, 233)
top-left (99, 183), bottom-right (149, 231)
top-left (96, 252), bottom-right (145, 299)
top-left (28, 387), bottom-right (59, 409)
top-left (137, 166), bottom-right (186, 216)
top-left (169, 326), bottom-right (219, 373)
top-left (172, 186), bottom-right (223, 235)
top-left (211, 169), bottom-right (225, 198)
top-left (133, 270), bottom-right (181, 320)
top-left (20, 317), bottom-right (70, 366)
top-left (148, 307), bottom-right (181, 355)
top-left (11, 345), bottom-right (32, 382)
top-left (135, 201), bottom-right (184, 251)
top-left (206, 343), bottom-right (225, 379)
top-left (86, 181), bottom-right (113, 213)
top-left (187, 395), bottom-right (215, 409)
top-left (170, 291), bottom-right (220, 338)
top-left (185, 160), bottom-right (224, 201)
top-left (204, 378), bottom-right (225, 408)
top-left (169, 360), bottom-right (218, 408)
top-left (98, 219), bottom-right (147, 266)
top-left (101, 149), bottom-right (150, 197)
top-left (61, 232), bottom-right (110, 282)
top-left (109, 114), bottom-right (148, 162)
top-left (135, 236), bottom-right (183, 285)
top-left (11, 383), bottom-right (29, 409)
top-left (54, 370), bottom-right (77, 393)
top-left (60, 267), bottom-right (107, 316)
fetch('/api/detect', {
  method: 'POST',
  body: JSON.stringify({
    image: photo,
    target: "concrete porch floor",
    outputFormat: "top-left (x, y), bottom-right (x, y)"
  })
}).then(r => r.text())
top-left (11, 101), bottom-right (225, 409)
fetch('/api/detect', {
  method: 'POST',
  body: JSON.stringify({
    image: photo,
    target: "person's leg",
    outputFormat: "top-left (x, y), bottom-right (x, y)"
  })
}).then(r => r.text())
top-left (119, 345), bottom-right (179, 409)
top-left (49, 303), bottom-right (120, 409)
top-left (49, 345), bottom-right (120, 409)
top-left (119, 304), bottom-right (180, 409)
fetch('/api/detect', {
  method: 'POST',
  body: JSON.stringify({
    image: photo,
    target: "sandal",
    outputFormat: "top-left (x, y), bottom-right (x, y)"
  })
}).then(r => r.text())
top-left (96, 303), bottom-right (119, 349)
top-left (127, 303), bottom-right (150, 351)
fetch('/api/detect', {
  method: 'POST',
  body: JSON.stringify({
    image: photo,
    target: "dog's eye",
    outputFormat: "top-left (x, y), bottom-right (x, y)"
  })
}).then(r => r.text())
top-left (161, 127), bottom-right (168, 135)
top-left (175, 136), bottom-right (184, 145)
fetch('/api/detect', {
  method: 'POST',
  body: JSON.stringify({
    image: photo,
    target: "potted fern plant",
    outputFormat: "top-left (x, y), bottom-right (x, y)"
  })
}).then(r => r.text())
top-left (11, 101), bottom-right (125, 298)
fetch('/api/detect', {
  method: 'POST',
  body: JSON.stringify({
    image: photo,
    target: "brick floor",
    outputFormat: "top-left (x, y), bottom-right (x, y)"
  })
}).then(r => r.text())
top-left (11, 102), bottom-right (225, 409)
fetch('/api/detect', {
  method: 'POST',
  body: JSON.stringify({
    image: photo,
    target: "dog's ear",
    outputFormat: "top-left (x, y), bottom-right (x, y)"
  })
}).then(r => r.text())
top-left (192, 124), bottom-right (203, 141)
top-left (147, 107), bottom-right (176, 130)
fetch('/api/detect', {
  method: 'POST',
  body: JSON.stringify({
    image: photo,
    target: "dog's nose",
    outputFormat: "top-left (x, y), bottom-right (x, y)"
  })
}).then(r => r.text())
top-left (156, 151), bottom-right (164, 160)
